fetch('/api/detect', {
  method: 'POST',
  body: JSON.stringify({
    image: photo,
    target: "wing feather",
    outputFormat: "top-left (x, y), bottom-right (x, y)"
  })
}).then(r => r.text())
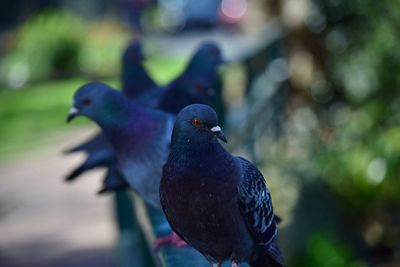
top-left (236, 157), bottom-right (277, 246)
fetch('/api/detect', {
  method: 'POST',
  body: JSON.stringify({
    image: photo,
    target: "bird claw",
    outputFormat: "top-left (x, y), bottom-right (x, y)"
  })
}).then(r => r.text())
top-left (153, 232), bottom-right (187, 251)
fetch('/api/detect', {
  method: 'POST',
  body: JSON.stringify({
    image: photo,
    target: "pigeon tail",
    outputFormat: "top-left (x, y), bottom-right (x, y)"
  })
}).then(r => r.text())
top-left (63, 144), bottom-right (86, 154)
top-left (250, 238), bottom-right (285, 267)
top-left (97, 168), bottom-right (129, 194)
top-left (64, 153), bottom-right (114, 181)
top-left (64, 165), bottom-right (87, 181)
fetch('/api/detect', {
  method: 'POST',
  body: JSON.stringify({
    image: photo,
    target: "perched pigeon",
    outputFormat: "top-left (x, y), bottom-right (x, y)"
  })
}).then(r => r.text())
top-left (65, 41), bottom-right (226, 191)
top-left (122, 41), bottom-right (157, 99)
top-left (64, 40), bottom-right (156, 183)
top-left (160, 104), bottom-right (284, 267)
top-left (137, 41), bottom-right (225, 120)
top-left (67, 82), bottom-right (175, 208)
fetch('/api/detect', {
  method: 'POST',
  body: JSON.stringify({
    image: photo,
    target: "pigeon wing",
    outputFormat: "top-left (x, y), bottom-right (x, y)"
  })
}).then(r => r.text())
top-left (236, 157), bottom-right (277, 246)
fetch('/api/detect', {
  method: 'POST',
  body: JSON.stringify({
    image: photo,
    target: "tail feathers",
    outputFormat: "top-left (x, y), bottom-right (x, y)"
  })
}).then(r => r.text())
top-left (97, 168), bottom-right (128, 194)
top-left (250, 238), bottom-right (285, 267)
top-left (64, 166), bottom-right (84, 182)
top-left (63, 133), bottom-right (109, 154)
top-left (63, 138), bottom-right (99, 154)
top-left (64, 150), bottom-right (116, 181)
top-left (65, 164), bottom-right (88, 181)
top-left (97, 184), bottom-right (127, 194)
top-left (274, 215), bottom-right (283, 224)
top-left (63, 143), bottom-right (87, 154)
top-left (64, 158), bottom-right (105, 181)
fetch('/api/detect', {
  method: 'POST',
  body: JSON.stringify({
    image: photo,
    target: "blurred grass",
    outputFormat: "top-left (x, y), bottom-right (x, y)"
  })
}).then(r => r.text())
top-left (0, 78), bottom-right (94, 158)
top-left (0, 55), bottom-right (186, 159)
top-left (144, 55), bottom-right (186, 85)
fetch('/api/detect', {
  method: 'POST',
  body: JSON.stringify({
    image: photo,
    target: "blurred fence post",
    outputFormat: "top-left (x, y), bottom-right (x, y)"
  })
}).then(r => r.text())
top-left (114, 191), bottom-right (157, 267)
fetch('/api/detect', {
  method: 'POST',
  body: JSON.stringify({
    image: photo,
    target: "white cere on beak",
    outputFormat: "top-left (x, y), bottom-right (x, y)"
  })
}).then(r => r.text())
top-left (69, 106), bottom-right (79, 115)
top-left (211, 126), bottom-right (221, 133)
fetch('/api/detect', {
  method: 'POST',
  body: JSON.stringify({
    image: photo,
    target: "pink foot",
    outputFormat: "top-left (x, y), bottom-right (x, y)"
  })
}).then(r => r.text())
top-left (153, 231), bottom-right (187, 250)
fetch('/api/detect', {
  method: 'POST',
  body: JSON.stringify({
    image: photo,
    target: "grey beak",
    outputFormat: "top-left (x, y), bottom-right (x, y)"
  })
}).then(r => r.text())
top-left (66, 107), bottom-right (79, 123)
top-left (211, 125), bottom-right (227, 143)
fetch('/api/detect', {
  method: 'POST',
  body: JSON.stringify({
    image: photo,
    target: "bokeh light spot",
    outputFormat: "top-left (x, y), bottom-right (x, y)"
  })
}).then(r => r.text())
top-left (220, 0), bottom-right (247, 23)
top-left (366, 157), bottom-right (387, 185)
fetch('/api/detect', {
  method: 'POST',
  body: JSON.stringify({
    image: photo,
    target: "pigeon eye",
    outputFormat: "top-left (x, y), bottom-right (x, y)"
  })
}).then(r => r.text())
top-left (191, 118), bottom-right (202, 127)
top-left (83, 98), bottom-right (91, 105)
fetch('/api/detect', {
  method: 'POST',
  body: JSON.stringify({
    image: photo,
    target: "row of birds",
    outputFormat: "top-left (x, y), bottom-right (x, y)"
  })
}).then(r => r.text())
top-left (64, 41), bottom-right (284, 267)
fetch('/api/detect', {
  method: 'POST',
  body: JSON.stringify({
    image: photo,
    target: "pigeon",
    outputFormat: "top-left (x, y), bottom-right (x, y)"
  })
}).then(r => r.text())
top-left (64, 40), bottom-right (157, 183)
top-left (97, 165), bottom-right (129, 194)
top-left (137, 41), bottom-right (225, 120)
top-left (121, 41), bottom-right (157, 99)
top-left (67, 82), bottom-right (192, 248)
top-left (160, 104), bottom-right (284, 267)
top-left (67, 82), bottom-right (175, 208)
top-left (65, 41), bottom-right (226, 191)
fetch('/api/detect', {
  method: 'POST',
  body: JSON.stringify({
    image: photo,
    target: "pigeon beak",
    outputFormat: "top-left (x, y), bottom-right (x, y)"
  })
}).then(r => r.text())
top-left (211, 126), bottom-right (227, 143)
top-left (66, 106), bottom-right (79, 123)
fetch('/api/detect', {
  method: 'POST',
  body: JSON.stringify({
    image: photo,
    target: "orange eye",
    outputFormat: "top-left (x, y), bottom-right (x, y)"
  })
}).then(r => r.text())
top-left (191, 118), bottom-right (202, 127)
top-left (196, 85), bottom-right (204, 92)
top-left (83, 98), bottom-right (91, 105)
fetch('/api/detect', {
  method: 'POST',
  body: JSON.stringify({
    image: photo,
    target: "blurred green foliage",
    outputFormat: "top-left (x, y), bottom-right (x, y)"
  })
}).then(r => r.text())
top-left (317, 0), bottom-right (400, 199)
top-left (1, 11), bottom-right (85, 86)
top-left (242, 1), bottom-right (400, 266)
top-left (0, 9), bottom-right (189, 89)
top-left (316, 0), bottom-right (400, 206)
top-left (303, 231), bottom-right (367, 267)
top-left (293, 0), bottom-right (400, 266)
top-left (0, 11), bottom-right (134, 88)
top-left (78, 20), bottom-right (130, 78)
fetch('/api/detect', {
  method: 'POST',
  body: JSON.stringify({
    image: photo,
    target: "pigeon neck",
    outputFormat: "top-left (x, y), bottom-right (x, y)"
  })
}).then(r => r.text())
top-left (168, 138), bottom-right (235, 186)
top-left (170, 137), bottom-right (230, 168)
top-left (185, 63), bottom-right (215, 78)
top-left (96, 100), bottom-right (147, 137)
top-left (102, 106), bottom-right (165, 158)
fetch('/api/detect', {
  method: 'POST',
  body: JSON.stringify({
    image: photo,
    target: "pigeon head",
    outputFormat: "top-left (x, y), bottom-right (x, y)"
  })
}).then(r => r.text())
top-left (186, 42), bottom-right (224, 74)
top-left (122, 41), bottom-right (144, 65)
top-left (172, 104), bottom-right (227, 145)
top-left (121, 40), bottom-right (157, 99)
top-left (67, 82), bottom-right (127, 124)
